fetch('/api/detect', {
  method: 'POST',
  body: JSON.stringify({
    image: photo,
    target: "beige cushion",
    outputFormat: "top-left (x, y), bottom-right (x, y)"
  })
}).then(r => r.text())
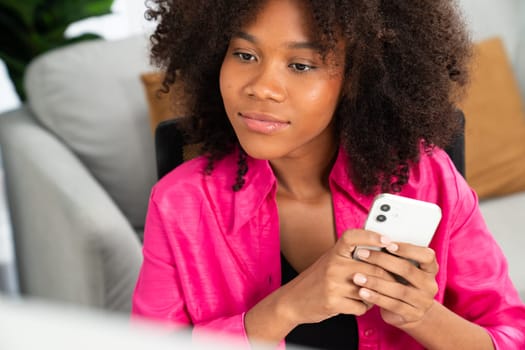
top-left (459, 37), bottom-right (525, 199)
top-left (140, 71), bottom-right (191, 133)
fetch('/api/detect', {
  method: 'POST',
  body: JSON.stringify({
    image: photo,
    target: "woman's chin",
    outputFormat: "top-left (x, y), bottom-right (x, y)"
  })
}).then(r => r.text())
top-left (238, 142), bottom-right (285, 161)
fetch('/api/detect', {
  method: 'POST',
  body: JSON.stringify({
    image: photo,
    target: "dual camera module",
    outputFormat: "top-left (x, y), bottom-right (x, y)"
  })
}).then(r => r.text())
top-left (376, 204), bottom-right (391, 222)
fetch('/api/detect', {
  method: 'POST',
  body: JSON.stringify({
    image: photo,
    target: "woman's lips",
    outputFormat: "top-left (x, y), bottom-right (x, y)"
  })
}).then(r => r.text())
top-left (238, 112), bottom-right (290, 134)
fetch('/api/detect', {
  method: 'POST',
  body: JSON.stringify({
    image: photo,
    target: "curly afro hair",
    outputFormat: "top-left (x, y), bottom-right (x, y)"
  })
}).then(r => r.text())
top-left (145, 0), bottom-right (472, 194)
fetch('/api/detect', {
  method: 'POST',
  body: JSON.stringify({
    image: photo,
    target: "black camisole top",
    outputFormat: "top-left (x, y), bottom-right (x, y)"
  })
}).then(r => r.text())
top-left (281, 253), bottom-right (359, 350)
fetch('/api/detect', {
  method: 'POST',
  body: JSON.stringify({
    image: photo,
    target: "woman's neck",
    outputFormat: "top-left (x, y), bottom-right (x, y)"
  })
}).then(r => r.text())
top-left (270, 138), bottom-right (338, 201)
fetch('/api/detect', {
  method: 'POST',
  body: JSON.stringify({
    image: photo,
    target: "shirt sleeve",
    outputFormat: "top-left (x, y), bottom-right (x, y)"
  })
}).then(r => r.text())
top-left (131, 192), bottom-right (252, 346)
top-left (444, 174), bottom-right (525, 349)
top-left (131, 193), bottom-right (192, 327)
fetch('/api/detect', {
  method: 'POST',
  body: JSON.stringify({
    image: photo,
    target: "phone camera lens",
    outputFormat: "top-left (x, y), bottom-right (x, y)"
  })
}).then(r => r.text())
top-left (380, 204), bottom-right (390, 212)
top-left (376, 214), bottom-right (387, 222)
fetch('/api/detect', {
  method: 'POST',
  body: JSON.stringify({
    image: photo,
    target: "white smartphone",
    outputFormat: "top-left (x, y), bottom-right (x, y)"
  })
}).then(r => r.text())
top-left (353, 193), bottom-right (442, 259)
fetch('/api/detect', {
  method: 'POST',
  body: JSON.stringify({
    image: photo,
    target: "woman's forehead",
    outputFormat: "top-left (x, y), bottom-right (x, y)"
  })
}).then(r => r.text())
top-left (234, 0), bottom-right (344, 52)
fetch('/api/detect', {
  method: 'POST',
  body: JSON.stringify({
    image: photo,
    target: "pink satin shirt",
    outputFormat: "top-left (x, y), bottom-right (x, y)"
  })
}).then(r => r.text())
top-left (132, 147), bottom-right (525, 349)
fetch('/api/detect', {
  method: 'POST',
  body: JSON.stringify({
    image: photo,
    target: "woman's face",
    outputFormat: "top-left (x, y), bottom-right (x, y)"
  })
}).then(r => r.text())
top-left (219, 0), bottom-right (345, 161)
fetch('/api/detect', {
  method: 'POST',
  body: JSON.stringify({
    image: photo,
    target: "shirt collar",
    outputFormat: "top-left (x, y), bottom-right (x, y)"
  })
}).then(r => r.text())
top-left (206, 149), bottom-right (277, 235)
top-left (213, 147), bottom-right (375, 234)
top-left (328, 147), bottom-right (375, 212)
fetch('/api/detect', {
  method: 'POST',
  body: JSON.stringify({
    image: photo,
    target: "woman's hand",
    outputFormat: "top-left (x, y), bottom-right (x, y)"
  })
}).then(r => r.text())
top-left (351, 240), bottom-right (439, 329)
top-left (277, 229), bottom-right (395, 325)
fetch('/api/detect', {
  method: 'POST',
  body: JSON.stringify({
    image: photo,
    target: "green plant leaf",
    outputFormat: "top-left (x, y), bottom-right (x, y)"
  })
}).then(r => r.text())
top-left (0, 0), bottom-right (43, 28)
top-left (65, 33), bottom-right (103, 45)
top-left (0, 10), bottom-right (34, 59)
top-left (35, 0), bottom-right (113, 32)
top-left (0, 0), bottom-right (114, 100)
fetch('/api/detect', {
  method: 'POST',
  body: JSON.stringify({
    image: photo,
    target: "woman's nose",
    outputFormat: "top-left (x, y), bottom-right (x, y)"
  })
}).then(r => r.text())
top-left (243, 63), bottom-right (287, 102)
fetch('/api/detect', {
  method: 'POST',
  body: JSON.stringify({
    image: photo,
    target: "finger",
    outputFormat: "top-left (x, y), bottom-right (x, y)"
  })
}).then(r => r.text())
top-left (354, 248), bottom-right (437, 291)
top-left (328, 281), bottom-right (373, 315)
top-left (335, 229), bottom-right (388, 259)
top-left (351, 259), bottom-right (398, 283)
top-left (353, 272), bottom-right (426, 309)
top-left (337, 295), bottom-right (371, 316)
top-left (384, 243), bottom-right (438, 274)
top-left (357, 285), bottom-right (437, 325)
top-left (356, 287), bottom-right (424, 323)
top-left (341, 284), bottom-right (374, 311)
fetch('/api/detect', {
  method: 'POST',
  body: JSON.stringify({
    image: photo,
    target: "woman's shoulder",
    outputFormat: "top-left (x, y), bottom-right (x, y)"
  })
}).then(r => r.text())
top-left (150, 151), bottom-right (239, 204)
top-left (417, 146), bottom-right (462, 182)
top-left (403, 147), bottom-right (480, 232)
top-left (404, 146), bottom-right (471, 203)
top-left (155, 155), bottom-right (208, 188)
top-left (418, 146), bottom-right (458, 175)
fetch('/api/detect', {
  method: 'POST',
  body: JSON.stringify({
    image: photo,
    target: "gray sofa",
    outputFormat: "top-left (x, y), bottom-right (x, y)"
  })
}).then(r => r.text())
top-left (0, 17), bottom-right (523, 313)
top-left (0, 36), bottom-right (156, 312)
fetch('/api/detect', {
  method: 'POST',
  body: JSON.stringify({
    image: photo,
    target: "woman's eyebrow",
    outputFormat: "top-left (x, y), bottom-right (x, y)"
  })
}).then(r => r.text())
top-left (232, 31), bottom-right (258, 44)
top-left (286, 41), bottom-right (322, 51)
top-left (232, 31), bottom-right (321, 51)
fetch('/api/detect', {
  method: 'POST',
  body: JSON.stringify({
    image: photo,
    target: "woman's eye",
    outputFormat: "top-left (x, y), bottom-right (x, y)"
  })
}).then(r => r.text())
top-left (289, 63), bottom-right (314, 72)
top-left (234, 52), bottom-right (256, 62)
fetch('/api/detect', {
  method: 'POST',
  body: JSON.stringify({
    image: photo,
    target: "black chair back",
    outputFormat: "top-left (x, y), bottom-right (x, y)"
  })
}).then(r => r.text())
top-left (155, 118), bottom-right (187, 180)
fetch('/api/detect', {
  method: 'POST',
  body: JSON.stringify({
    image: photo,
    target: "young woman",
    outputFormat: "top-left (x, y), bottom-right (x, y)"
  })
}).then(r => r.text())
top-left (132, 0), bottom-right (525, 348)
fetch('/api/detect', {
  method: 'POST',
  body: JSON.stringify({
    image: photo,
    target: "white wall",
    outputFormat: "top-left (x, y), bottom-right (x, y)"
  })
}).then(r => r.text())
top-left (459, 0), bottom-right (525, 98)
top-left (459, 0), bottom-right (521, 56)
top-left (0, 62), bottom-right (19, 113)
top-left (65, 0), bottom-right (154, 40)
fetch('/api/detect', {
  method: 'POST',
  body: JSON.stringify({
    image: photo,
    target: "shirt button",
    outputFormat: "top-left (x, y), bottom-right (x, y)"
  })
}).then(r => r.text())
top-left (364, 328), bottom-right (375, 337)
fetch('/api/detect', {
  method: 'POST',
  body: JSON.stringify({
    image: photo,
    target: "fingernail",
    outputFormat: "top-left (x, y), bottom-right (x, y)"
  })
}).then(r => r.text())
top-left (380, 236), bottom-right (392, 245)
top-left (387, 243), bottom-right (399, 252)
top-left (354, 273), bottom-right (367, 285)
top-left (359, 288), bottom-right (371, 299)
top-left (356, 249), bottom-right (370, 259)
